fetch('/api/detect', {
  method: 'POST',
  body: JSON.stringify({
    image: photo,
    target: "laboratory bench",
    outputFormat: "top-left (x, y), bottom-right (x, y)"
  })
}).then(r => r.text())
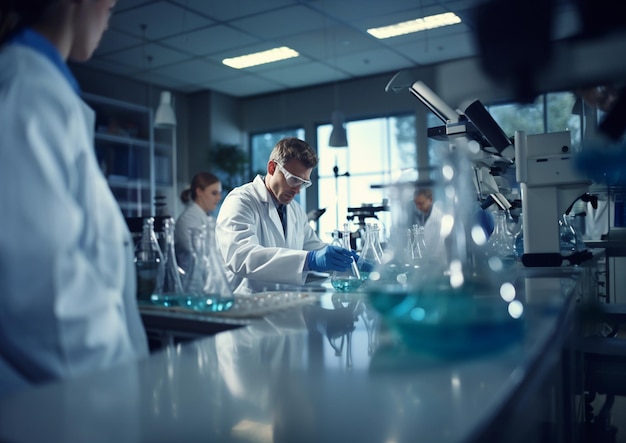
top-left (0, 265), bottom-right (603, 443)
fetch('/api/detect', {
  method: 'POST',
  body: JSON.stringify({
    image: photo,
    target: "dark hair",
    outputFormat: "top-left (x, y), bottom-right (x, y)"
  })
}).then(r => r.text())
top-left (180, 172), bottom-right (220, 204)
top-left (414, 187), bottom-right (433, 200)
top-left (269, 137), bottom-right (318, 169)
top-left (0, 1), bottom-right (52, 44)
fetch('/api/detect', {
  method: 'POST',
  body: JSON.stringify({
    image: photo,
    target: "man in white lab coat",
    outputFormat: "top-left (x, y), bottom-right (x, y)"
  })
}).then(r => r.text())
top-left (216, 137), bottom-right (355, 294)
top-left (413, 187), bottom-right (447, 268)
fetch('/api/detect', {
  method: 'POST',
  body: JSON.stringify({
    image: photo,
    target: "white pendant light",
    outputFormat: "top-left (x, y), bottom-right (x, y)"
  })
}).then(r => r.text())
top-left (329, 110), bottom-right (348, 147)
top-left (154, 91), bottom-right (176, 128)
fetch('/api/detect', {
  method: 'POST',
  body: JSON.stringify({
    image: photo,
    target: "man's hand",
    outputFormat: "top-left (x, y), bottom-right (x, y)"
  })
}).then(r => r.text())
top-left (307, 245), bottom-right (353, 272)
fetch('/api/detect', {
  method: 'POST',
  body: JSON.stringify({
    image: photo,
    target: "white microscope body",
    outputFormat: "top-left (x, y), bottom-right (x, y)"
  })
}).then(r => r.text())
top-left (515, 130), bottom-right (590, 267)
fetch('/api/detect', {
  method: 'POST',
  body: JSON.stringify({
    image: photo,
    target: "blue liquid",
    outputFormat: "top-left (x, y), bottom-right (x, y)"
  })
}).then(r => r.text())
top-left (331, 277), bottom-right (363, 293)
top-left (150, 292), bottom-right (182, 307)
top-left (136, 261), bottom-right (158, 302)
top-left (367, 279), bottom-right (524, 357)
top-left (179, 294), bottom-right (235, 312)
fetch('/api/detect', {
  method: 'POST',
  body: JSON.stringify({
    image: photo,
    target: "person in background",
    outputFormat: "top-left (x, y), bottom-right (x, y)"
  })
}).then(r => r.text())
top-left (216, 137), bottom-right (355, 294)
top-left (0, 0), bottom-right (148, 398)
top-left (413, 187), bottom-right (447, 265)
top-left (174, 171), bottom-right (222, 273)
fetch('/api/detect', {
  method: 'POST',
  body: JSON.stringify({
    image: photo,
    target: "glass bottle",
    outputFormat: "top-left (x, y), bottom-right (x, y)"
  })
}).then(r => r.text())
top-left (331, 223), bottom-right (362, 292)
top-left (181, 216), bottom-right (234, 312)
top-left (357, 223), bottom-right (382, 284)
top-left (151, 217), bottom-right (184, 307)
top-left (330, 229), bottom-right (342, 247)
top-left (484, 210), bottom-right (516, 270)
top-left (134, 217), bottom-right (162, 303)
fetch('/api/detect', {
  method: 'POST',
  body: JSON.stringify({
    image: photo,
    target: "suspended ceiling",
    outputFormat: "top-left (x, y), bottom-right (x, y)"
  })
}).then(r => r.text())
top-left (83, 0), bottom-right (583, 98)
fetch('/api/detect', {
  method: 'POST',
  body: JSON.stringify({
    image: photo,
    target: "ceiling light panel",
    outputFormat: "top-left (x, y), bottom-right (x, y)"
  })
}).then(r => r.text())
top-left (223, 47), bottom-right (300, 69)
top-left (367, 12), bottom-right (462, 39)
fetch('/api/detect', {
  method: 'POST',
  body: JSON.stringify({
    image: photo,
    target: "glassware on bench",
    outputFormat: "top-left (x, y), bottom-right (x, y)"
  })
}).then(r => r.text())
top-left (331, 223), bottom-right (362, 293)
top-left (365, 139), bottom-right (524, 358)
top-left (180, 216), bottom-right (234, 312)
top-left (151, 217), bottom-right (184, 307)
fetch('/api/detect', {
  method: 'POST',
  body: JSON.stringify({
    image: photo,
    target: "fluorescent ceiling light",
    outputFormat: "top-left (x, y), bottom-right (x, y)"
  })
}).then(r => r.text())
top-left (222, 46), bottom-right (299, 69)
top-left (367, 12), bottom-right (461, 39)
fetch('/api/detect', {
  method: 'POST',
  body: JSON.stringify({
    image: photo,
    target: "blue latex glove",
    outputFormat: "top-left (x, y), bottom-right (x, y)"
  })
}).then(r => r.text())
top-left (307, 245), bottom-right (354, 272)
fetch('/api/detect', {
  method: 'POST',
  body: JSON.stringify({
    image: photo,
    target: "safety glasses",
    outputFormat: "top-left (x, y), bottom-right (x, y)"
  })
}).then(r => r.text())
top-left (275, 162), bottom-right (312, 189)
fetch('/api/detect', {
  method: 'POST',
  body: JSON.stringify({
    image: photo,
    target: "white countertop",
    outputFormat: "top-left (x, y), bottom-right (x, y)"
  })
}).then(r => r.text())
top-left (0, 267), bottom-right (587, 443)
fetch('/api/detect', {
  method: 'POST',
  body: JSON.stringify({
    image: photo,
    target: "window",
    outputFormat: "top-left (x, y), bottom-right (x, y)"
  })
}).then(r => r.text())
top-left (317, 115), bottom-right (416, 242)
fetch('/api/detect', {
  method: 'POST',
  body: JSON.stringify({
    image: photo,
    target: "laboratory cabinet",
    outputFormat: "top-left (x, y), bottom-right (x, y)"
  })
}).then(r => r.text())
top-left (82, 92), bottom-right (174, 217)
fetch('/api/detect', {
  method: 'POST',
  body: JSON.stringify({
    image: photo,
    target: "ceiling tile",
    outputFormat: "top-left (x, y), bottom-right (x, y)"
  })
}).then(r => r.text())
top-left (333, 48), bottom-right (415, 77)
top-left (280, 25), bottom-right (383, 60)
top-left (160, 25), bottom-right (259, 56)
top-left (396, 32), bottom-right (477, 65)
top-left (182, 0), bottom-right (297, 21)
top-left (229, 5), bottom-right (330, 40)
top-left (99, 43), bottom-right (191, 69)
top-left (257, 61), bottom-right (350, 88)
top-left (156, 59), bottom-right (233, 84)
top-left (207, 75), bottom-right (287, 97)
top-left (110, 1), bottom-right (214, 40)
top-left (93, 29), bottom-right (142, 57)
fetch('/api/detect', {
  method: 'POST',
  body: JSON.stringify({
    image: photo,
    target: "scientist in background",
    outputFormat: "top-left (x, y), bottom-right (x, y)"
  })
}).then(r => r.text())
top-left (216, 137), bottom-right (355, 294)
top-left (413, 187), bottom-right (447, 265)
top-left (0, 0), bottom-right (148, 397)
top-left (174, 172), bottom-right (222, 273)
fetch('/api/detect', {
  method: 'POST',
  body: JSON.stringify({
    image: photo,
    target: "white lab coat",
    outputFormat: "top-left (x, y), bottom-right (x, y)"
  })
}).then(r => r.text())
top-left (174, 201), bottom-right (209, 273)
top-left (0, 43), bottom-right (148, 397)
top-left (416, 200), bottom-right (448, 269)
top-left (216, 176), bottom-right (327, 295)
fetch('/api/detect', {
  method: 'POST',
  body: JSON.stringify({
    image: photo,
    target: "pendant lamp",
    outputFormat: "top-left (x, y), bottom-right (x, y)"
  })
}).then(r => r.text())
top-left (329, 110), bottom-right (348, 147)
top-left (154, 91), bottom-right (176, 128)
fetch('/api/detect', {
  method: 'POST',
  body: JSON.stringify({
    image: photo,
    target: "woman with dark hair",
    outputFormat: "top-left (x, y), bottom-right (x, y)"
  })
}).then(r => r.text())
top-left (174, 172), bottom-right (222, 272)
top-left (0, 0), bottom-right (148, 397)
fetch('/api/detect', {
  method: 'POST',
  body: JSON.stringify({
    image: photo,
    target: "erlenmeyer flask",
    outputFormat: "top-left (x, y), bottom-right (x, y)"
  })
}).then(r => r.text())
top-left (330, 229), bottom-right (342, 247)
top-left (371, 224), bottom-right (384, 260)
top-left (331, 223), bottom-right (362, 292)
top-left (134, 217), bottom-right (162, 303)
top-left (151, 217), bottom-right (184, 307)
top-left (182, 225), bottom-right (208, 296)
top-left (181, 216), bottom-right (234, 312)
top-left (484, 210), bottom-right (516, 270)
top-left (357, 223), bottom-right (382, 284)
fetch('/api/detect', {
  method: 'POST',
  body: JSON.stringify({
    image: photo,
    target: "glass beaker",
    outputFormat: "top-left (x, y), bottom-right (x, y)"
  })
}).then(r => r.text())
top-left (151, 217), bottom-right (184, 307)
top-left (331, 223), bottom-right (362, 292)
top-left (134, 217), bottom-right (162, 303)
top-left (180, 216), bottom-right (234, 312)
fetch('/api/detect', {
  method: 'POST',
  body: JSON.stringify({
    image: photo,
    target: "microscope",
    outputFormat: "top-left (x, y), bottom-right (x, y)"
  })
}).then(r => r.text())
top-left (515, 130), bottom-right (594, 267)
